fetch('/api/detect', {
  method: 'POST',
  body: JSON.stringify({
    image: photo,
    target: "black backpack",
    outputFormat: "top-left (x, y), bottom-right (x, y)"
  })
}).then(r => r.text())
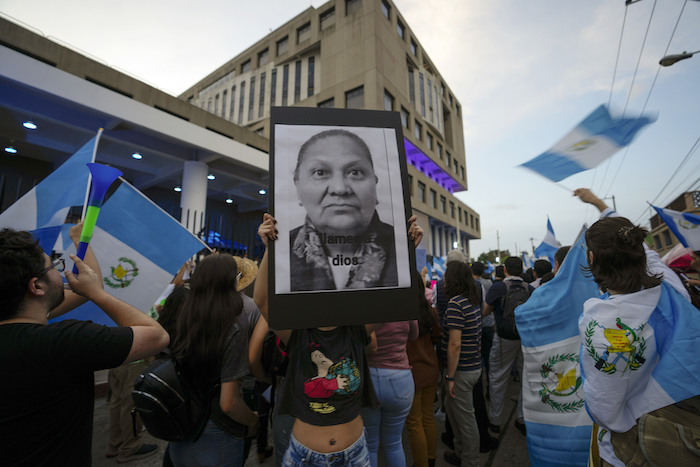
top-left (131, 350), bottom-right (216, 442)
top-left (496, 280), bottom-right (530, 340)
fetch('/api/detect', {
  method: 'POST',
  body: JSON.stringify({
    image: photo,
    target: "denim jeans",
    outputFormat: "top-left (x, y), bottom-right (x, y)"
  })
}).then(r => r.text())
top-left (282, 430), bottom-right (371, 466)
top-left (361, 367), bottom-right (415, 467)
top-left (169, 420), bottom-right (245, 467)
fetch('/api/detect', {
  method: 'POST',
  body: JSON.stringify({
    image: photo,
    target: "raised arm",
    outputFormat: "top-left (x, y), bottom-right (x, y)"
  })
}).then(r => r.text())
top-left (65, 254), bottom-right (169, 363)
top-left (254, 214), bottom-right (292, 343)
top-left (574, 188), bottom-right (609, 213)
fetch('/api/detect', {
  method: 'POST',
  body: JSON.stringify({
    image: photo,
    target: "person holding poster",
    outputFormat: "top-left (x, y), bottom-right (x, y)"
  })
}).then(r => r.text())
top-left (289, 129), bottom-right (397, 292)
top-left (255, 213), bottom-right (423, 467)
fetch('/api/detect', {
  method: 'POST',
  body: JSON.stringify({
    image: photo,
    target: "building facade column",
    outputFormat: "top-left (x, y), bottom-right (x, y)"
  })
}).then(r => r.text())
top-left (180, 160), bottom-right (208, 233)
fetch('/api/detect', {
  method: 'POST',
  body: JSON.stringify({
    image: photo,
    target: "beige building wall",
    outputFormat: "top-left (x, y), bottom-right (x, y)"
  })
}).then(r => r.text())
top-left (180, 0), bottom-right (480, 257)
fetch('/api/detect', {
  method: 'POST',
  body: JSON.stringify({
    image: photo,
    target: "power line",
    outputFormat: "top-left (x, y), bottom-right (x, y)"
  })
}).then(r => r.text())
top-left (602, 0), bottom-right (689, 198)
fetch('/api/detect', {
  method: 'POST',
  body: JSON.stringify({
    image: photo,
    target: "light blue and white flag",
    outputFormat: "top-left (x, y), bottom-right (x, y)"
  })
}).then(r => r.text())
top-left (486, 261), bottom-right (494, 274)
top-left (56, 180), bottom-right (208, 326)
top-left (522, 252), bottom-right (535, 270)
top-left (516, 227), bottom-right (600, 467)
top-left (431, 256), bottom-right (446, 280)
top-left (0, 133), bottom-right (99, 247)
top-left (519, 105), bottom-right (656, 182)
top-left (652, 205), bottom-right (700, 251)
top-left (534, 217), bottom-right (560, 266)
top-left (579, 281), bottom-right (700, 464)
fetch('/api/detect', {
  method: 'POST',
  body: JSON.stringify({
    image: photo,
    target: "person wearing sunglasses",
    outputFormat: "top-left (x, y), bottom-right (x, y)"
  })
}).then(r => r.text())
top-left (0, 224), bottom-right (170, 466)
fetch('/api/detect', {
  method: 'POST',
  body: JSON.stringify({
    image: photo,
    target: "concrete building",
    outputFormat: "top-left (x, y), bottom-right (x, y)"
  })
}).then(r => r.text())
top-left (0, 16), bottom-right (269, 255)
top-left (649, 191), bottom-right (700, 257)
top-left (179, 0), bottom-right (481, 258)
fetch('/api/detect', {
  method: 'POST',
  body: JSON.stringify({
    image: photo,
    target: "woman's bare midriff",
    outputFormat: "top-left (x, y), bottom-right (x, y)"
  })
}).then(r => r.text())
top-left (292, 415), bottom-right (363, 453)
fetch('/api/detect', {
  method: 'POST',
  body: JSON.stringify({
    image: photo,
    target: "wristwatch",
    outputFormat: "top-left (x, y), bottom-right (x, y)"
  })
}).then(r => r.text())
top-left (444, 374), bottom-right (454, 381)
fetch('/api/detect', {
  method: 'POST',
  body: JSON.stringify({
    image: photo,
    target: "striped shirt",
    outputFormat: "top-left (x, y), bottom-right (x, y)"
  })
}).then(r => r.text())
top-left (443, 294), bottom-right (482, 372)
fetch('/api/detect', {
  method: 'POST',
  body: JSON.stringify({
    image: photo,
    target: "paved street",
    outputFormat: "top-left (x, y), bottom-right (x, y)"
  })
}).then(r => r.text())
top-left (91, 374), bottom-right (529, 467)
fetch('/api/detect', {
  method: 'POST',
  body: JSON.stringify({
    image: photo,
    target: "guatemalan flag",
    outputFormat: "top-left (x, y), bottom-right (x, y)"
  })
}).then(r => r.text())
top-left (578, 282), bottom-right (700, 466)
top-left (651, 205), bottom-right (700, 251)
top-left (534, 217), bottom-right (560, 266)
top-left (0, 134), bottom-right (98, 251)
top-left (56, 180), bottom-right (208, 325)
top-left (516, 227), bottom-right (600, 467)
top-left (522, 252), bottom-right (535, 270)
top-left (519, 105), bottom-right (656, 182)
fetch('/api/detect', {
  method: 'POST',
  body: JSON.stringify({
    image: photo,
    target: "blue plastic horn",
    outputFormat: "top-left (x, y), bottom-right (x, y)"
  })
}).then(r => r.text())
top-left (72, 163), bottom-right (123, 274)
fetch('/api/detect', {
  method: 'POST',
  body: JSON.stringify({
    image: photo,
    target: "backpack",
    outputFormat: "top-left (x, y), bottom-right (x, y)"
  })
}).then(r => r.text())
top-left (131, 349), bottom-right (216, 442)
top-left (495, 280), bottom-right (530, 340)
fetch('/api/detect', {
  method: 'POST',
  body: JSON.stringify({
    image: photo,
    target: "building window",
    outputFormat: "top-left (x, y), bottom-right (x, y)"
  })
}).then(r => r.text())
top-left (407, 174), bottom-right (413, 195)
top-left (221, 90), bottom-right (227, 118)
top-left (307, 57), bottom-right (315, 97)
top-left (475, 217), bottom-right (479, 232)
top-left (450, 201), bottom-right (455, 218)
top-left (297, 22), bottom-right (311, 43)
top-left (248, 76), bottom-right (256, 121)
top-left (397, 19), bottom-right (405, 39)
top-left (663, 230), bottom-right (672, 246)
top-left (381, 0), bottom-right (390, 19)
top-left (453, 159), bottom-right (458, 173)
top-left (437, 143), bottom-right (442, 160)
top-left (346, 0), bottom-right (362, 15)
top-left (410, 38), bottom-right (417, 56)
top-left (320, 7), bottom-right (335, 30)
top-left (414, 120), bottom-right (422, 140)
top-left (470, 214), bottom-right (474, 229)
top-left (258, 48), bottom-right (269, 67)
top-left (419, 73), bottom-right (425, 117)
top-left (440, 196), bottom-right (446, 213)
top-left (346, 85), bottom-right (364, 109)
top-left (448, 93), bottom-right (453, 107)
top-left (426, 132), bottom-right (433, 150)
top-left (654, 235), bottom-right (661, 249)
top-left (458, 207), bottom-right (462, 223)
top-left (418, 182), bottom-right (426, 203)
top-left (384, 89), bottom-right (394, 111)
top-left (446, 151), bottom-right (451, 167)
top-left (238, 82), bottom-right (245, 124)
top-left (270, 69), bottom-right (277, 106)
top-left (241, 59), bottom-right (251, 74)
top-left (456, 103), bottom-right (461, 118)
top-left (277, 36), bottom-right (289, 56)
top-left (427, 78), bottom-right (433, 121)
top-left (318, 97), bottom-right (335, 108)
top-left (229, 86), bottom-right (236, 120)
top-left (207, 98), bottom-right (212, 112)
top-left (259, 72), bottom-right (266, 118)
top-left (407, 67), bottom-right (415, 108)
top-left (441, 82), bottom-right (445, 95)
top-left (460, 166), bottom-right (465, 180)
top-left (214, 94), bottom-right (220, 115)
top-left (282, 64), bottom-right (289, 105)
top-left (400, 107), bottom-right (409, 129)
top-left (294, 60), bottom-right (302, 103)
top-left (430, 189), bottom-right (437, 209)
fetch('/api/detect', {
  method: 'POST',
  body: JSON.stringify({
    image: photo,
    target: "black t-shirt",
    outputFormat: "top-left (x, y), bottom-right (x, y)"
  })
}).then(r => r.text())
top-left (277, 326), bottom-right (378, 426)
top-left (0, 320), bottom-right (133, 466)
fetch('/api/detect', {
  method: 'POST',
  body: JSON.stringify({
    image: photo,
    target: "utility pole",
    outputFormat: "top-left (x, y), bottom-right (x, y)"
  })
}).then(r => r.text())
top-left (529, 237), bottom-right (536, 255)
top-left (602, 195), bottom-right (617, 211)
top-left (496, 230), bottom-right (501, 264)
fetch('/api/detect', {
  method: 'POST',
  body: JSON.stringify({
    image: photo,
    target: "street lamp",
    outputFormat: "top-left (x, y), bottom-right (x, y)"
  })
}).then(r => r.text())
top-left (659, 50), bottom-right (699, 67)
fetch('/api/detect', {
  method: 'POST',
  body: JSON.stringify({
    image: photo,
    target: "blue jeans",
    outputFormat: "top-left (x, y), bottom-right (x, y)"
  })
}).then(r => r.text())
top-left (169, 420), bottom-right (245, 467)
top-left (282, 430), bottom-right (370, 466)
top-left (361, 367), bottom-right (415, 467)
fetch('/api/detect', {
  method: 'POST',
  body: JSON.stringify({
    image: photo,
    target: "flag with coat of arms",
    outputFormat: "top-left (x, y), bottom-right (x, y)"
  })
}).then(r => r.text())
top-left (0, 133), bottom-right (208, 326)
top-left (651, 204), bottom-right (700, 251)
top-left (534, 217), bottom-right (560, 266)
top-left (515, 226), bottom-right (600, 467)
top-left (519, 104), bottom-right (655, 182)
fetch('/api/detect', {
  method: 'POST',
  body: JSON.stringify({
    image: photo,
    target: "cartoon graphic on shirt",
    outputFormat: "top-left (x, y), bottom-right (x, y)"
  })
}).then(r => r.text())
top-left (304, 343), bottom-right (360, 414)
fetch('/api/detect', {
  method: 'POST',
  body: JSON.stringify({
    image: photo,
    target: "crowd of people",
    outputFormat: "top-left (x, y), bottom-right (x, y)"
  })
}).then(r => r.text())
top-left (1, 186), bottom-right (699, 467)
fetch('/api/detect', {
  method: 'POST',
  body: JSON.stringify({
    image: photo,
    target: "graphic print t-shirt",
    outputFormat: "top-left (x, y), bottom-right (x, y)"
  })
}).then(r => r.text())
top-left (277, 326), bottom-right (378, 426)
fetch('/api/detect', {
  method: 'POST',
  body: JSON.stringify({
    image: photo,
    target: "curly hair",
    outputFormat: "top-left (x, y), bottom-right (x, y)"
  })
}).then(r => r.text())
top-left (584, 216), bottom-right (661, 294)
top-left (0, 229), bottom-right (45, 320)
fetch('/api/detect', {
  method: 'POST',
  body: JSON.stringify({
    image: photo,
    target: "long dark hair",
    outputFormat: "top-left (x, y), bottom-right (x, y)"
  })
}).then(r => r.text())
top-left (584, 216), bottom-right (661, 294)
top-left (444, 262), bottom-right (479, 307)
top-left (170, 254), bottom-right (244, 385)
top-left (157, 285), bottom-right (189, 337)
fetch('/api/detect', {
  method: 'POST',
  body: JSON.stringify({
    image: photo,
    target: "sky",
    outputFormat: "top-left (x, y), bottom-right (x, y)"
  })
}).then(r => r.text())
top-left (1, 0), bottom-right (699, 260)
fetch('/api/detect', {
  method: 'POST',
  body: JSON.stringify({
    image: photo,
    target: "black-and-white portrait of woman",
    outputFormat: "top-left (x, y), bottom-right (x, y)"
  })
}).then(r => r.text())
top-left (274, 125), bottom-right (411, 295)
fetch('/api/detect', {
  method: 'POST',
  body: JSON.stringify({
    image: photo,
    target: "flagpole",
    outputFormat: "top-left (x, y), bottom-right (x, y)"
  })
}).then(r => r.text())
top-left (80, 128), bottom-right (104, 220)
